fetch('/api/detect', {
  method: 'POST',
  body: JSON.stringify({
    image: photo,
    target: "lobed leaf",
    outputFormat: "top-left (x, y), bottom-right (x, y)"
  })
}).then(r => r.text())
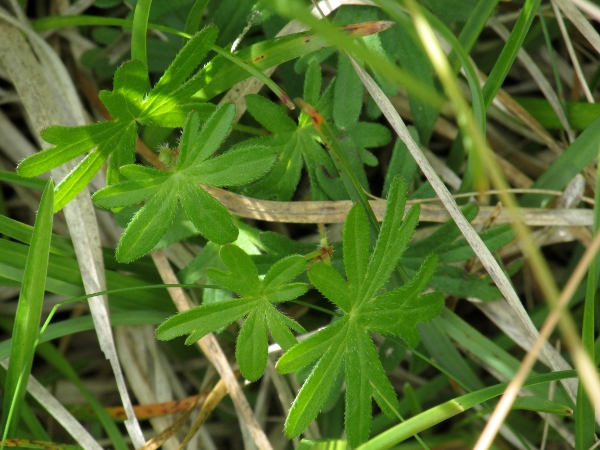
top-left (98, 59), bottom-right (149, 121)
top-left (116, 182), bottom-right (178, 263)
top-left (285, 330), bottom-right (347, 439)
top-left (276, 317), bottom-right (348, 374)
top-left (18, 121), bottom-right (126, 178)
top-left (120, 164), bottom-right (170, 181)
top-left (140, 26), bottom-right (218, 121)
top-left (343, 203), bottom-right (370, 290)
top-left (237, 308), bottom-right (269, 381)
top-left (333, 53), bottom-right (363, 130)
top-left (263, 255), bottom-right (306, 289)
top-left (361, 178), bottom-right (419, 304)
top-left (92, 180), bottom-right (163, 209)
top-left (265, 305), bottom-right (298, 352)
top-left (155, 297), bottom-right (258, 342)
top-left (178, 102), bottom-right (236, 170)
top-left (308, 262), bottom-right (351, 313)
top-left (177, 182), bottom-right (238, 245)
top-left (245, 94), bottom-right (297, 134)
top-left (344, 324), bottom-right (374, 448)
top-left (187, 145), bottom-right (276, 187)
top-left (206, 244), bottom-right (260, 295)
top-left (264, 283), bottom-right (308, 304)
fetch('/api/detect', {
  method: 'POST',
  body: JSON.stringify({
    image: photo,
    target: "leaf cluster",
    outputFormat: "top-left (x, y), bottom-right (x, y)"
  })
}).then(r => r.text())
top-left (275, 177), bottom-right (444, 447)
top-left (92, 103), bottom-right (275, 262)
top-left (156, 245), bottom-right (308, 382)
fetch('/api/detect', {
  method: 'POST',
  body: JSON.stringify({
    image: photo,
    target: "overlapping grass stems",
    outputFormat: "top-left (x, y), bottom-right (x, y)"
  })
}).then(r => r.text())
top-left (0, 0), bottom-right (599, 449)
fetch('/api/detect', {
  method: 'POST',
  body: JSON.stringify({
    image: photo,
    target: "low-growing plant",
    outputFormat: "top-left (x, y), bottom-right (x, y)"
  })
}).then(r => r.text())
top-left (1, 1), bottom-right (595, 449)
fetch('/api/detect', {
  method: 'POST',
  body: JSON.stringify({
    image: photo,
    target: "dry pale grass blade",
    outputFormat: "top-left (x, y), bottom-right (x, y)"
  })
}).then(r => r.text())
top-left (178, 381), bottom-right (229, 449)
top-left (0, 360), bottom-right (103, 450)
top-left (551, 1), bottom-right (594, 102)
top-left (572, 0), bottom-right (600, 21)
top-left (151, 251), bottom-right (274, 450)
top-left (487, 86), bottom-right (565, 156)
top-left (0, 16), bottom-right (145, 447)
top-left (116, 326), bottom-right (181, 450)
top-left (554, 0), bottom-right (600, 55)
top-left (139, 384), bottom-right (215, 450)
top-left (203, 185), bottom-right (594, 226)
top-left (488, 17), bottom-right (575, 141)
top-left (474, 230), bottom-right (600, 450)
top-left (347, 57), bottom-right (578, 401)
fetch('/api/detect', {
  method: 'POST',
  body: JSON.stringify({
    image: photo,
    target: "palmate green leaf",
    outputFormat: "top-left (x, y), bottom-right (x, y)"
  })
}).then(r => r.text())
top-left (177, 181), bottom-right (238, 245)
top-left (93, 105), bottom-right (276, 262)
top-left (244, 94), bottom-right (334, 201)
top-left (54, 122), bottom-right (138, 211)
top-left (401, 203), bottom-right (514, 301)
top-left (334, 53), bottom-right (363, 130)
top-left (186, 145), bottom-right (276, 187)
top-left (237, 307), bottom-right (269, 382)
top-left (177, 101), bottom-right (235, 170)
top-left (277, 177), bottom-right (444, 448)
top-left (159, 297), bottom-right (259, 342)
top-left (17, 121), bottom-right (127, 178)
top-left (307, 263), bottom-right (350, 312)
top-left (140, 26), bottom-right (218, 121)
top-left (98, 59), bottom-right (149, 121)
top-left (157, 245), bottom-right (307, 381)
top-left (360, 179), bottom-right (418, 305)
top-left (206, 244), bottom-right (260, 295)
top-left (285, 327), bottom-right (348, 439)
top-left (115, 181), bottom-right (179, 263)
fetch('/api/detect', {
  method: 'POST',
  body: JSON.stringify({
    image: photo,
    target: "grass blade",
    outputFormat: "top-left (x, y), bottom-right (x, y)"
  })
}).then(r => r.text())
top-left (1, 179), bottom-right (54, 436)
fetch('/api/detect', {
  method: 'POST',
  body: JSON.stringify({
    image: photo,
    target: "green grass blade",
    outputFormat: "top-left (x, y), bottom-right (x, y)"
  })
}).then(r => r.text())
top-left (184, 0), bottom-right (209, 37)
top-left (1, 179), bottom-right (54, 436)
top-left (357, 370), bottom-right (577, 450)
top-left (575, 150), bottom-right (600, 449)
top-left (481, 0), bottom-right (542, 108)
top-left (35, 343), bottom-right (128, 450)
top-left (520, 114), bottom-right (600, 206)
top-left (130, 0), bottom-right (152, 65)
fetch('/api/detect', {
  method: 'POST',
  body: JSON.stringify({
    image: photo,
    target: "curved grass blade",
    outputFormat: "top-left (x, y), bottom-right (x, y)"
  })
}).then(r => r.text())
top-left (357, 370), bottom-right (577, 450)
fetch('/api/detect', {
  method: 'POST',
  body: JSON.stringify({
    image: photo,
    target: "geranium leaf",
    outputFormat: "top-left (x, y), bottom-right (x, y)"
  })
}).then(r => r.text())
top-left (308, 262), bottom-right (350, 313)
top-left (116, 182), bottom-right (178, 262)
top-left (178, 103), bottom-right (236, 170)
top-left (17, 121), bottom-right (126, 177)
top-left (120, 164), bottom-right (170, 181)
top-left (246, 94), bottom-right (297, 134)
top-left (188, 145), bottom-right (276, 187)
top-left (265, 305), bottom-right (298, 352)
top-left (276, 317), bottom-right (348, 374)
top-left (206, 244), bottom-right (260, 295)
top-left (345, 324), bottom-right (373, 448)
top-left (361, 178), bottom-right (418, 303)
top-left (284, 327), bottom-right (347, 439)
top-left (92, 180), bottom-right (164, 209)
top-left (140, 26), bottom-right (218, 122)
top-left (366, 334), bottom-right (400, 418)
top-left (155, 297), bottom-right (258, 342)
top-left (265, 283), bottom-right (308, 304)
top-left (177, 182), bottom-right (238, 245)
top-left (333, 53), bottom-right (363, 130)
top-left (237, 308), bottom-right (269, 381)
top-left (343, 203), bottom-right (370, 290)
top-left (98, 59), bottom-right (149, 121)
top-left (263, 255), bottom-right (306, 289)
